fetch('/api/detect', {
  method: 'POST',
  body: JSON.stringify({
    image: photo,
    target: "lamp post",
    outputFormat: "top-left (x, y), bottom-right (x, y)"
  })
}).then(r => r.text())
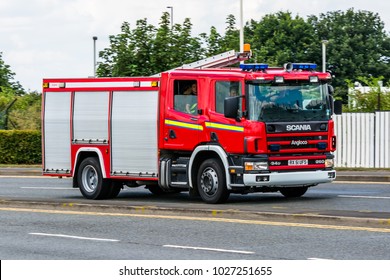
top-left (321, 39), bottom-right (329, 73)
top-left (239, 0), bottom-right (244, 52)
top-left (93, 36), bottom-right (98, 77)
top-left (167, 6), bottom-right (173, 29)
top-left (239, 0), bottom-right (244, 64)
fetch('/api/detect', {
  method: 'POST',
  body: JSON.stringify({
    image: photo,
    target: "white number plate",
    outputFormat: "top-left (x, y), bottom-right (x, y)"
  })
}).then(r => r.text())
top-left (288, 159), bottom-right (308, 166)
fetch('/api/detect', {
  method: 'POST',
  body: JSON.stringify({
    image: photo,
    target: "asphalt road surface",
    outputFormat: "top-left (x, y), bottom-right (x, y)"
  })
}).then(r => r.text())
top-left (0, 177), bottom-right (390, 260)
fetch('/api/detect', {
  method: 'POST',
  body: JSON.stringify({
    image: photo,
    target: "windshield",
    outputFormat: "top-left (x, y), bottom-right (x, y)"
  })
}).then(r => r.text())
top-left (247, 82), bottom-right (331, 122)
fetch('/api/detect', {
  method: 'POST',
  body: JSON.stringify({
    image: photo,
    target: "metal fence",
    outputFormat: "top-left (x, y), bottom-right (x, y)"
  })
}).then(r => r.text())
top-left (333, 112), bottom-right (390, 168)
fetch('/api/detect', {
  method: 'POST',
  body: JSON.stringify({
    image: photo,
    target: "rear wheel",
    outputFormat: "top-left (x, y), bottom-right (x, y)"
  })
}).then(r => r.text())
top-left (279, 186), bottom-right (308, 198)
top-left (77, 157), bottom-right (110, 199)
top-left (197, 158), bottom-right (229, 204)
top-left (107, 181), bottom-right (122, 198)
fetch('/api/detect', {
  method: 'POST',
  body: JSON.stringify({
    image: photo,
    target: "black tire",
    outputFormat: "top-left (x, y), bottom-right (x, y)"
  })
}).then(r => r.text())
top-left (197, 158), bottom-right (229, 204)
top-left (279, 186), bottom-right (308, 198)
top-left (107, 181), bottom-right (122, 199)
top-left (77, 157), bottom-right (110, 199)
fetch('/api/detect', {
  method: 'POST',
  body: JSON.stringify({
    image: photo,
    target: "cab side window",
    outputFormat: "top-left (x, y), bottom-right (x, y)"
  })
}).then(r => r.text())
top-left (173, 80), bottom-right (198, 115)
top-left (215, 81), bottom-right (241, 114)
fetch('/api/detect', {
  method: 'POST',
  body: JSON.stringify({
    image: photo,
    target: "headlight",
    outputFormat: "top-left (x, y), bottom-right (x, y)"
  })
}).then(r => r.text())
top-left (245, 161), bottom-right (268, 171)
top-left (325, 159), bottom-right (334, 168)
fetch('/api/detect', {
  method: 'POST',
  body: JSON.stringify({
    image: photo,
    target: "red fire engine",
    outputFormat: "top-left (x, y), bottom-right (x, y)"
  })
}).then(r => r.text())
top-left (42, 47), bottom-right (342, 203)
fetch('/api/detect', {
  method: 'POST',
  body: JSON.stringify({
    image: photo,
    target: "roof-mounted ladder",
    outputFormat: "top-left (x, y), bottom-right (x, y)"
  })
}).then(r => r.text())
top-left (175, 49), bottom-right (251, 69)
top-left (153, 49), bottom-right (251, 76)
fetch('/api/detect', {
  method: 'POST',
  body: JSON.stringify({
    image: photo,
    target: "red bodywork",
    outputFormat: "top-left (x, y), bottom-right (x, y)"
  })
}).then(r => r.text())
top-left (42, 67), bottom-right (335, 182)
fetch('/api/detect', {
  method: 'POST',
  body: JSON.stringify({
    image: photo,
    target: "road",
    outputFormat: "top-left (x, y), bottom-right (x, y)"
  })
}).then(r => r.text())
top-left (0, 177), bottom-right (390, 260)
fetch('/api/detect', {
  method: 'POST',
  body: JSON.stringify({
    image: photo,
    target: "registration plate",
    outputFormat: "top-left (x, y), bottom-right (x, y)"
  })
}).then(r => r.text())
top-left (288, 159), bottom-right (308, 166)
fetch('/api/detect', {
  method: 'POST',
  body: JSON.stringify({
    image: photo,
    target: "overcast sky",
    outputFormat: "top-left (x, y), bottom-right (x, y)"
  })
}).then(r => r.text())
top-left (1, 0), bottom-right (389, 92)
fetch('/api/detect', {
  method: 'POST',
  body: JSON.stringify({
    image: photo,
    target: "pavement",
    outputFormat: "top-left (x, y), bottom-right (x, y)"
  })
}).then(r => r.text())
top-left (0, 167), bottom-right (389, 182)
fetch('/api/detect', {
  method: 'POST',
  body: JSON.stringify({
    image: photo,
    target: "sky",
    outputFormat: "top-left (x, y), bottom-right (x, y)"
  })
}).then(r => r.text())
top-left (1, 0), bottom-right (389, 92)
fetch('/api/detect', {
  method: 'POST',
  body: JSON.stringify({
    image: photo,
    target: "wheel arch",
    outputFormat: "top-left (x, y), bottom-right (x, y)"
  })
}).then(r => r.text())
top-left (72, 148), bottom-right (107, 187)
top-left (188, 145), bottom-right (231, 190)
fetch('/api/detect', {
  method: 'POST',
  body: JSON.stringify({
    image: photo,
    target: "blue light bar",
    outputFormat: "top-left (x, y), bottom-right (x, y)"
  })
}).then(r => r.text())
top-left (291, 63), bottom-right (317, 70)
top-left (240, 63), bottom-right (269, 71)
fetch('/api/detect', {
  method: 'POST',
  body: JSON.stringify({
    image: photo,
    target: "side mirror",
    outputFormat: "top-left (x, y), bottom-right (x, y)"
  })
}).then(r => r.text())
top-left (224, 97), bottom-right (239, 119)
top-left (333, 100), bottom-right (343, 115)
top-left (328, 84), bottom-right (334, 95)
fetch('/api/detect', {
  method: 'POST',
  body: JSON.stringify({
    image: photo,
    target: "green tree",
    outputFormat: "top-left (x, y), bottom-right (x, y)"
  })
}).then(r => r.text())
top-left (200, 26), bottom-right (223, 56)
top-left (346, 77), bottom-right (390, 112)
top-left (0, 52), bottom-right (24, 95)
top-left (0, 87), bottom-right (41, 130)
top-left (245, 11), bottom-right (318, 65)
top-left (97, 19), bottom-right (156, 77)
top-left (220, 14), bottom-right (240, 51)
top-left (171, 18), bottom-right (199, 67)
top-left (9, 91), bottom-right (41, 130)
top-left (308, 8), bottom-right (390, 101)
top-left (97, 14), bottom-right (201, 76)
top-left (152, 12), bottom-right (174, 73)
top-left (1, 53), bottom-right (39, 130)
top-left (97, 22), bottom-right (136, 77)
top-left (131, 18), bottom-right (156, 76)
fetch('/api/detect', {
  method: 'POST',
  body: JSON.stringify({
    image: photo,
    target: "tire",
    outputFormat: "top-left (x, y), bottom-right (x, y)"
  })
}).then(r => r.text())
top-left (77, 157), bottom-right (110, 199)
top-left (197, 158), bottom-right (229, 204)
top-left (279, 186), bottom-right (308, 198)
top-left (107, 181), bottom-right (122, 199)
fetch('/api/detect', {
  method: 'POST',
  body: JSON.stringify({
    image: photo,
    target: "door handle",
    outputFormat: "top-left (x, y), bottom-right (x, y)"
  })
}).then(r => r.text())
top-left (190, 117), bottom-right (198, 121)
top-left (169, 129), bottom-right (176, 139)
top-left (211, 132), bottom-right (218, 142)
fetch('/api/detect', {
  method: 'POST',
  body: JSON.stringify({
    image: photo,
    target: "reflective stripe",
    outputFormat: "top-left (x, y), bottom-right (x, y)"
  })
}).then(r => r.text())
top-left (164, 120), bottom-right (243, 132)
top-left (205, 122), bottom-right (244, 132)
top-left (165, 119), bottom-right (203, 131)
top-left (189, 103), bottom-right (197, 114)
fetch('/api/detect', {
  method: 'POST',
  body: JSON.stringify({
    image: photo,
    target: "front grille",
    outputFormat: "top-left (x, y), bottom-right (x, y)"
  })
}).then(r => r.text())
top-left (267, 133), bottom-right (328, 153)
top-left (266, 133), bottom-right (332, 171)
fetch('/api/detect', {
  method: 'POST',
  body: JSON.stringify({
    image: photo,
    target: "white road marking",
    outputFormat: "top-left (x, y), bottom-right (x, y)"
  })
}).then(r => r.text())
top-left (29, 232), bottom-right (120, 242)
top-left (163, 244), bottom-right (255, 255)
top-left (338, 195), bottom-right (390, 199)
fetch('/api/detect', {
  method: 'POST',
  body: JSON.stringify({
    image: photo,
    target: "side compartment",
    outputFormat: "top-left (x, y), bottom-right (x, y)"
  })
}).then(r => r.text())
top-left (73, 91), bottom-right (109, 145)
top-left (43, 91), bottom-right (72, 174)
top-left (111, 90), bottom-right (159, 177)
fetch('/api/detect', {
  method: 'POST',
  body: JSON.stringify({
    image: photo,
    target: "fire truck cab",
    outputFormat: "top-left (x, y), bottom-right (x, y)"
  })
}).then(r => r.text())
top-left (42, 51), bottom-right (342, 204)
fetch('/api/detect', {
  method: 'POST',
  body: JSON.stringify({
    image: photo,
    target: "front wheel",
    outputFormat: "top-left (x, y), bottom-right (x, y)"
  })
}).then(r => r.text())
top-left (279, 186), bottom-right (308, 198)
top-left (77, 157), bottom-right (110, 199)
top-left (197, 158), bottom-right (229, 204)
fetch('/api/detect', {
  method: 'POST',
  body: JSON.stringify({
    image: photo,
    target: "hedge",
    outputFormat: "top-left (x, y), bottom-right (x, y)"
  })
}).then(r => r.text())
top-left (0, 130), bottom-right (41, 164)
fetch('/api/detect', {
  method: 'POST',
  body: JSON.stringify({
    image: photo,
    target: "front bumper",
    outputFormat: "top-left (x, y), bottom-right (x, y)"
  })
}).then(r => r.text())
top-left (241, 170), bottom-right (336, 187)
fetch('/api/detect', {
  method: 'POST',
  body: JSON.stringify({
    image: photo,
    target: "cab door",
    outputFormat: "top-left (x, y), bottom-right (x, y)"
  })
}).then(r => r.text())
top-left (206, 80), bottom-right (245, 154)
top-left (161, 78), bottom-right (202, 151)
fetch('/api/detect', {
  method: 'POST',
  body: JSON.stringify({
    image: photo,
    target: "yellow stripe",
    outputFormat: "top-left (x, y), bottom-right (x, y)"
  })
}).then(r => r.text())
top-left (205, 122), bottom-right (244, 132)
top-left (1, 207), bottom-right (390, 233)
top-left (165, 119), bottom-right (203, 131)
